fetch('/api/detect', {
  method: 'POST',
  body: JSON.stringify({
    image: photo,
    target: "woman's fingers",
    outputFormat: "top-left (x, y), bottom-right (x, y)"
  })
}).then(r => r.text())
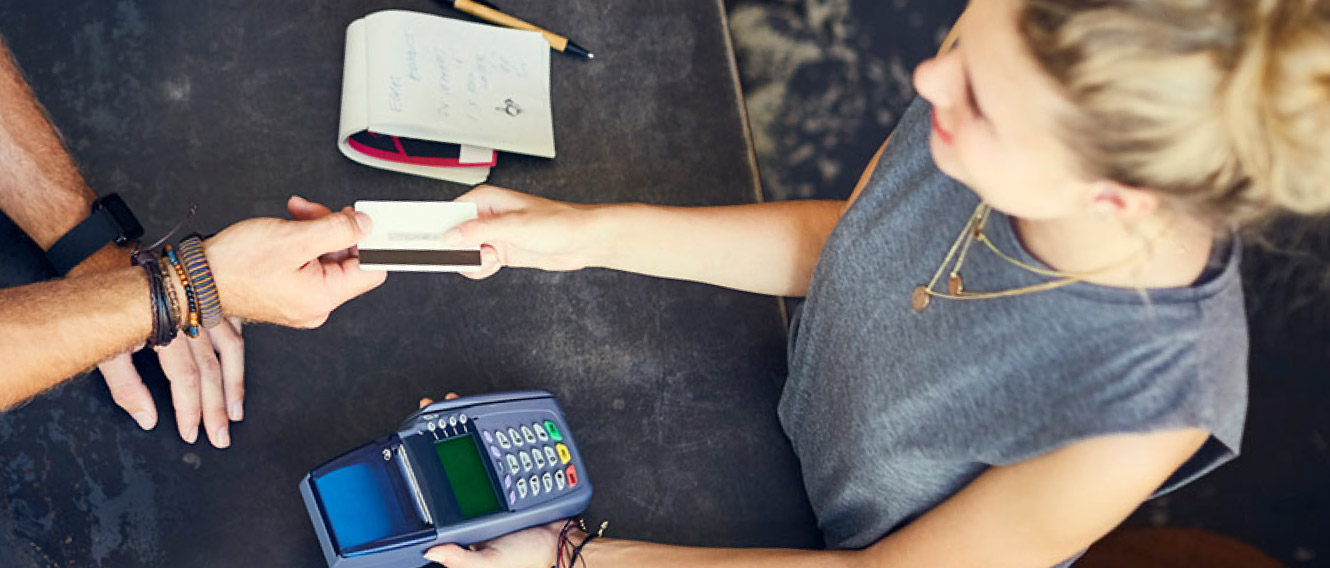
top-left (211, 317), bottom-right (246, 421)
top-left (188, 328), bottom-right (231, 449)
top-left (417, 392), bottom-right (461, 409)
top-left (155, 339), bottom-right (202, 444)
top-left (97, 352), bottom-right (157, 431)
top-left (460, 246), bottom-right (503, 281)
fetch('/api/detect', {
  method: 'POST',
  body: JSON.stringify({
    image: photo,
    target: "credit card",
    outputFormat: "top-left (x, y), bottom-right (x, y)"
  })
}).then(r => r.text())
top-left (354, 200), bottom-right (483, 272)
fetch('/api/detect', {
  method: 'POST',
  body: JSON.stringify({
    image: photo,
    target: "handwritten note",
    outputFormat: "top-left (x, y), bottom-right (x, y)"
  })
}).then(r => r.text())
top-left (344, 10), bottom-right (555, 159)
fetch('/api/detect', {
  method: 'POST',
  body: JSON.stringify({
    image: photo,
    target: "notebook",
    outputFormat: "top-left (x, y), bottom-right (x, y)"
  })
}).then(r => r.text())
top-left (339, 10), bottom-right (556, 184)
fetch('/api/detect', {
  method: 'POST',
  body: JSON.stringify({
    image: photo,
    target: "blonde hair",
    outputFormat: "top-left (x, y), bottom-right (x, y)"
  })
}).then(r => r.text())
top-left (1019, 0), bottom-right (1330, 226)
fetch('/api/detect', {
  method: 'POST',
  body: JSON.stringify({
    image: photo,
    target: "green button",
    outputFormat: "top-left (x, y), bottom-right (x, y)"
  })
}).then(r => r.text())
top-left (543, 420), bottom-right (563, 441)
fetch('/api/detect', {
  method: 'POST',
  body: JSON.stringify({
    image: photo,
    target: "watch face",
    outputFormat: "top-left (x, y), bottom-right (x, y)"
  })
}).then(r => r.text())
top-left (98, 194), bottom-right (145, 244)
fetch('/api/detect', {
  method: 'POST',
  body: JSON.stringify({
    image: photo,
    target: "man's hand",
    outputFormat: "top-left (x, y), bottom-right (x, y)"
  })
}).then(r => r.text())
top-left (97, 318), bottom-right (245, 448)
top-left (70, 246), bottom-right (247, 448)
top-left (205, 196), bottom-right (388, 328)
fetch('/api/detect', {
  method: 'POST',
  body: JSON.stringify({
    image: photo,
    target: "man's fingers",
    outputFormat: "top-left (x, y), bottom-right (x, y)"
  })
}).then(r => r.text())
top-left (445, 392), bottom-right (460, 400)
top-left (292, 209), bottom-right (372, 258)
top-left (209, 319), bottom-right (245, 422)
top-left (287, 195), bottom-right (334, 221)
top-left (97, 353), bottom-right (157, 431)
top-left (156, 340), bottom-right (202, 444)
top-left (331, 256), bottom-right (389, 299)
top-left (189, 330), bottom-right (231, 449)
top-left (289, 197), bottom-right (357, 262)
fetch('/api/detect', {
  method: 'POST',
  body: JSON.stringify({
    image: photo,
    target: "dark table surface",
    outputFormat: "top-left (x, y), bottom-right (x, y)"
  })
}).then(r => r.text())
top-left (0, 1), bottom-right (822, 565)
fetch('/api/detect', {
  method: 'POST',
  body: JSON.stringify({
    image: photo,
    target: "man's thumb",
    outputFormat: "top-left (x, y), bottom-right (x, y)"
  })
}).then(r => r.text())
top-left (295, 209), bottom-right (372, 256)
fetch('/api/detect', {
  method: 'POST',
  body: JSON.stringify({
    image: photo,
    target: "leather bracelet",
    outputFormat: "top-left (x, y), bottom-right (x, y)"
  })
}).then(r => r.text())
top-left (177, 234), bottom-right (222, 329)
top-left (132, 250), bottom-right (177, 348)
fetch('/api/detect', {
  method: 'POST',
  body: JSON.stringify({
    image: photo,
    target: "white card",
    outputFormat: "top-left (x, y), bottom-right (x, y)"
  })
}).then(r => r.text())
top-left (355, 200), bottom-right (483, 272)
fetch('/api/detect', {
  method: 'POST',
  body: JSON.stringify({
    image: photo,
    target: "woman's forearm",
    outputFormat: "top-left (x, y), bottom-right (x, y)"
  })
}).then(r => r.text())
top-left (582, 537), bottom-right (861, 568)
top-left (585, 200), bottom-right (844, 297)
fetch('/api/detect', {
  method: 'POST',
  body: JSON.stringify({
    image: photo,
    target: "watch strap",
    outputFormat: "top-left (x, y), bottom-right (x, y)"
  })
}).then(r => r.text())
top-left (46, 207), bottom-right (119, 275)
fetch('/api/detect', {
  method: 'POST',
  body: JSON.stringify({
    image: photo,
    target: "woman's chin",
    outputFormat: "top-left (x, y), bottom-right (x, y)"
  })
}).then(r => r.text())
top-left (930, 145), bottom-right (968, 184)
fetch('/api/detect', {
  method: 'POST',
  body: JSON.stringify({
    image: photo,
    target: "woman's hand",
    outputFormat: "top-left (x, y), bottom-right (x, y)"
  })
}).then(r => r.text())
top-left (444, 185), bottom-right (609, 280)
top-left (416, 393), bottom-right (577, 568)
top-left (424, 522), bottom-right (570, 568)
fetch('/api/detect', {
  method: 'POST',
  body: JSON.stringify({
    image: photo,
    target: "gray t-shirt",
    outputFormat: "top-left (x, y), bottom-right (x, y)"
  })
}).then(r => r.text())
top-left (779, 99), bottom-right (1248, 563)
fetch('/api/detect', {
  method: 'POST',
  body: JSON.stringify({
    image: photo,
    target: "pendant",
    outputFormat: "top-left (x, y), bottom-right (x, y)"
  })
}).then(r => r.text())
top-left (911, 286), bottom-right (931, 312)
top-left (947, 274), bottom-right (964, 295)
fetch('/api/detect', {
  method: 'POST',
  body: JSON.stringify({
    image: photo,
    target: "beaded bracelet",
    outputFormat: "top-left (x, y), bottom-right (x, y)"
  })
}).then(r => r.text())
top-left (177, 233), bottom-right (222, 329)
top-left (157, 260), bottom-right (182, 330)
top-left (163, 244), bottom-right (201, 338)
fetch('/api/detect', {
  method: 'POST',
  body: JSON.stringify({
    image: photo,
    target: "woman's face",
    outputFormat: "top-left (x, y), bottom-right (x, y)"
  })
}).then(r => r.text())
top-left (913, 0), bottom-right (1097, 220)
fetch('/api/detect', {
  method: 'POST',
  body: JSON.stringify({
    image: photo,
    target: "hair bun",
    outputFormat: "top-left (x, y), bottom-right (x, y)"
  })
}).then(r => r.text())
top-left (1227, 0), bottom-right (1330, 218)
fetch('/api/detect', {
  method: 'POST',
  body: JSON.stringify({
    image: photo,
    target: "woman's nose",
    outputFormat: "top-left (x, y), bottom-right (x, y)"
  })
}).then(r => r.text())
top-left (913, 54), bottom-right (961, 112)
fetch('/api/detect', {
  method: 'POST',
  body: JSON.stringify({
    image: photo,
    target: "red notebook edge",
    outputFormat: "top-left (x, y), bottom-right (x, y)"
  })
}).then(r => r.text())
top-left (347, 137), bottom-right (498, 168)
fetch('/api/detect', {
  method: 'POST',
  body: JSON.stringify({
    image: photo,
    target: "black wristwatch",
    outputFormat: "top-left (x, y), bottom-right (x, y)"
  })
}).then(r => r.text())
top-left (46, 193), bottom-right (144, 275)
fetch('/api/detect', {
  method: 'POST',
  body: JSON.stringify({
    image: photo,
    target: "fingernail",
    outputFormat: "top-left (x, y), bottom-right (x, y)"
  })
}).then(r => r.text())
top-left (442, 229), bottom-right (462, 245)
top-left (181, 424), bottom-right (198, 445)
top-left (215, 426), bottom-right (231, 449)
top-left (132, 412), bottom-right (156, 431)
top-left (229, 401), bottom-right (244, 421)
top-left (423, 550), bottom-right (446, 563)
top-left (354, 211), bottom-right (373, 233)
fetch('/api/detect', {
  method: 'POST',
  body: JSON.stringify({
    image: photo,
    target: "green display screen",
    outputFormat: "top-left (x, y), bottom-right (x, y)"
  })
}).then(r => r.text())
top-left (434, 435), bottom-right (502, 519)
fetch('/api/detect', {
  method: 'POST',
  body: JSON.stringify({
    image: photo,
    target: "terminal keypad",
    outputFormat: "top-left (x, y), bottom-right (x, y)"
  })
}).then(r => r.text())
top-left (484, 418), bottom-right (580, 509)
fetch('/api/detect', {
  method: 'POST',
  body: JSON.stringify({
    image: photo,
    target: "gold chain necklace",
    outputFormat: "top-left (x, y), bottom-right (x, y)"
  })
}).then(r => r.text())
top-left (910, 203), bottom-right (1159, 312)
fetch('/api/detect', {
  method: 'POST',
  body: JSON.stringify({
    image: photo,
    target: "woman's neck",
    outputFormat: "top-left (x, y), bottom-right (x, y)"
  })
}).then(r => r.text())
top-left (1009, 208), bottom-right (1217, 289)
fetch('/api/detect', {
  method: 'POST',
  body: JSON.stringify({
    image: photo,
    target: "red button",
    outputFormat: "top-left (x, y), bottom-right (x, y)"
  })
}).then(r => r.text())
top-left (565, 465), bottom-right (579, 488)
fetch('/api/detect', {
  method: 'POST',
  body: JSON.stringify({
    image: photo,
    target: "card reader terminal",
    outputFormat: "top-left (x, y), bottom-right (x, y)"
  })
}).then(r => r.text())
top-left (299, 391), bottom-right (592, 568)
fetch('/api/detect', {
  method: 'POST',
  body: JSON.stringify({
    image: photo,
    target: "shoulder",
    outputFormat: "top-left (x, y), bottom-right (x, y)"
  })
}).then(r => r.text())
top-left (844, 98), bottom-right (940, 212)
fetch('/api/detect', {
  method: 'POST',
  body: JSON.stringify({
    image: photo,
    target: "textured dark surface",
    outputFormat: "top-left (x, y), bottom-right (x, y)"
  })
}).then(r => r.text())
top-left (0, 1), bottom-right (820, 566)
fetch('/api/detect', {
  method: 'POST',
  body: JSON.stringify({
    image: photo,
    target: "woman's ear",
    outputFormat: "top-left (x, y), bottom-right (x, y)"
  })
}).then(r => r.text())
top-left (1090, 182), bottom-right (1160, 222)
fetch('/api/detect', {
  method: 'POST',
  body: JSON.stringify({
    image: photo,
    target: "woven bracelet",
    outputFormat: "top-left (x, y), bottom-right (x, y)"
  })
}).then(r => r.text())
top-left (177, 234), bottom-right (222, 329)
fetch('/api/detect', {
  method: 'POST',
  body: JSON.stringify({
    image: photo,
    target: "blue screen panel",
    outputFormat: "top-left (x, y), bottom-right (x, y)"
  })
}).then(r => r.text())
top-left (315, 463), bottom-right (401, 551)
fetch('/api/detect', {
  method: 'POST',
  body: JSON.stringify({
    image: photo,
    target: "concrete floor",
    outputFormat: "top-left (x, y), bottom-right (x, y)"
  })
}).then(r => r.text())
top-left (725, 1), bottom-right (1330, 565)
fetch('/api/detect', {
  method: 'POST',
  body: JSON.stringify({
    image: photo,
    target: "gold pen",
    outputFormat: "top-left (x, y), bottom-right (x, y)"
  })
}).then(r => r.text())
top-left (437, 0), bottom-right (595, 60)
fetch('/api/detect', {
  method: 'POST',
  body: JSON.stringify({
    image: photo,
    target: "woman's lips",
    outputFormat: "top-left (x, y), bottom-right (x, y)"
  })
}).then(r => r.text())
top-left (932, 110), bottom-right (954, 145)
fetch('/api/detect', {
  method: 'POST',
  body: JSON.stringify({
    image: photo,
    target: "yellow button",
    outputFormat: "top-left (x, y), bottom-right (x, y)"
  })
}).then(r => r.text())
top-left (556, 443), bottom-right (571, 464)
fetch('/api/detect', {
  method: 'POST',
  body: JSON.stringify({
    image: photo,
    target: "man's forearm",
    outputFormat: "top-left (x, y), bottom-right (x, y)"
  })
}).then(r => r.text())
top-left (0, 37), bottom-right (100, 250)
top-left (586, 200), bottom-right (844, 297)
top-left (0, 267), bottom-right (153, 409)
